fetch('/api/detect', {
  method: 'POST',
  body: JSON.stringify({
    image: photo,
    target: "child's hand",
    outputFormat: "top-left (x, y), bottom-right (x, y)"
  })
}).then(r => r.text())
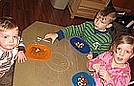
top-left (87, 52), bottom-right (93, 60)
top-left (16, 51), bottom-right (27, 63)
top-left (44, 33), bottom-right (58, 44)
top-left (92, 63), bottom-right (101, 72)
top-left (99, 69), bottom-right (111, 82)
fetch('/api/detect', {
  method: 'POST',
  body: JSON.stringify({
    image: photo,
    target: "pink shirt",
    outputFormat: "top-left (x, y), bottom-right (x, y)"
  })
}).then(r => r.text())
top-left (87, 51), bottom-right (131, 86)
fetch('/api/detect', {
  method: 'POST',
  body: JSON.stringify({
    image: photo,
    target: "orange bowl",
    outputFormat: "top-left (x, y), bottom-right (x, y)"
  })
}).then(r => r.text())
top-left (25, 44), bottom-right (51, 61)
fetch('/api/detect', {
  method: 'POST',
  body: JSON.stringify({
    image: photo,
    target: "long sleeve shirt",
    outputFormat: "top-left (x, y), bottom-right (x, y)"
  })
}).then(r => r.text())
top-left (57, 21), bottom-right (112, 57)
top-left (86, 51), bottom-right (131, 86)
top-left (0, 37), bottom-right (25, 78)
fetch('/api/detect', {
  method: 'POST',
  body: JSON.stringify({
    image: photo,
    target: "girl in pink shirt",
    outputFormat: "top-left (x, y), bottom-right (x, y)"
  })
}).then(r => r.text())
top-left (87, 34), bottom-right (134, 86)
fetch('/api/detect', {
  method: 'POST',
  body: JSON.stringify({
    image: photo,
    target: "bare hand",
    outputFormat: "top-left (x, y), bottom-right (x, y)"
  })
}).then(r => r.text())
top-left (87, 52), bottom-right (93, 60)
top-left (92, 63), bottom-right (101, 72)
top-left (44, 33), bottom-right (58, 44)
top-left (16, 51), bottom-right (27, 63)
top-left (99, 69), bottom-right (111, 82)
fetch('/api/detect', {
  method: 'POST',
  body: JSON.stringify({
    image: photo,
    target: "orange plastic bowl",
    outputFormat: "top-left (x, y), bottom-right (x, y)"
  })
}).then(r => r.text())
top-left (25, 44), bottom-right (51, 61)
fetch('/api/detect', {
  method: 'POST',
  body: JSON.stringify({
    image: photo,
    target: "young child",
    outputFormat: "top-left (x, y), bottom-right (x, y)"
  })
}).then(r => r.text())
top-left (44, 1), bottom-right (116, 58)
top-left (86, 34), bottom-right (134, 86)
top-left (0, 17), bottom-right (27, 85)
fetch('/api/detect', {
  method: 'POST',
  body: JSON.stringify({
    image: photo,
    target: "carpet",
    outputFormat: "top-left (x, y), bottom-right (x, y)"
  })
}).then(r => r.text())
top-left (13, 21), bottom-right (89, 86)
top-left (22, 21), bottom-right (63, 46)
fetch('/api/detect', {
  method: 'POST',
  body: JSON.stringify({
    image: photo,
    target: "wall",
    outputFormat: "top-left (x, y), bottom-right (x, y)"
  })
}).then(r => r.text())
top-left (113, 0), bottom-right (134, 15)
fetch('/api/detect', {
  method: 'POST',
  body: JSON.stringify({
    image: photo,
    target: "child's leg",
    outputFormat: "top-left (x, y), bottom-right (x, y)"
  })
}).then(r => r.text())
top-left (0, 63), bottom-right (15, 86)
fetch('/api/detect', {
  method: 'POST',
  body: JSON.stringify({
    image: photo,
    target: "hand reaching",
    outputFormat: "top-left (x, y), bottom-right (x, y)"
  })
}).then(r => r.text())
top-left (87, 52), bottom-right (93, 60)
top-left (16, 51), bottom-right (27, 63)
top-left (44, 33), bottom-right (58, 44)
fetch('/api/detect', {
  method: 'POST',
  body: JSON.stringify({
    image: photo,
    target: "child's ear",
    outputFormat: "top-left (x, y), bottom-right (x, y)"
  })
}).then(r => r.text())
top-left (106, 23), bottom-right (113, 28)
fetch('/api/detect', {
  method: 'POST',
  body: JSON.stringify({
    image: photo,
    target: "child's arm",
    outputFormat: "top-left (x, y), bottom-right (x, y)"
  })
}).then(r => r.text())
top-left (44, 21), bottom-right (89, 44)
top-left (86, 54), bottom-right (103, 72)
top-left (17, 37), bottom-right (27, 63)
top-left (104, 70), bottom-right (131, 86)
top-left (16, 51), bottom-right (27, 63)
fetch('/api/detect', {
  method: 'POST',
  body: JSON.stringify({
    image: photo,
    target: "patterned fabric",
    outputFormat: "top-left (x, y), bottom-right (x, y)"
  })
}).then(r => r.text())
top-left (0, 48), bottom-right (18, 78)
top-left (87, 51), bottom-right (131, 86)
top-left (57, 21), bottom-right (112, 56)
top-left (0, 37), bottom-right (24, 78)
top-left (18, 37), bottom-right (25, 52)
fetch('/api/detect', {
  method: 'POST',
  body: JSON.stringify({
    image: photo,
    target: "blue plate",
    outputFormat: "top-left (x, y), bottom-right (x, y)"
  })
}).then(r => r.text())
top-left (72, 72), bottom-right (96, 86)
top-left (70, 37), bottom-right (90, 54)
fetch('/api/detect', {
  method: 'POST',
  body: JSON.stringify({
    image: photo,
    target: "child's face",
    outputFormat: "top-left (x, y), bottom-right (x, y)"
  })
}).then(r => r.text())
top-left (0, 27), bottom-right (19, 51)
top-left (113, 43), bottom-right (134, 64)
top-left (94, 12), bottom-right (112, 30)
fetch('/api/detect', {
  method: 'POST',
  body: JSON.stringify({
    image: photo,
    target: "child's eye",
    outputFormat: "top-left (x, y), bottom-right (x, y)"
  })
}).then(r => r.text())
top-left (13, 36), bottom-right (18, 39)
top-left (3, 36), bottom-right (8, 38)
top-left (101, 21), bottom-right (105, 24)
top-left (117, 48), bottom-right (121, 52)
top-left (125, 51), bottom-right (130, 53)
top-left (96, 17), bottom-right (99, 19)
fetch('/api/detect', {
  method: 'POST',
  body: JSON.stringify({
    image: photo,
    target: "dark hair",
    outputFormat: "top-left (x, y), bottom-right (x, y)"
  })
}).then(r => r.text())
top-left (95, 0), bottom-right (116, 23)
top-left (0, 17), bottom-right (22, 36)
top-left (102, 0), bottom-right (116, 16)
top-left (0, 17), bottom-right (18, 31)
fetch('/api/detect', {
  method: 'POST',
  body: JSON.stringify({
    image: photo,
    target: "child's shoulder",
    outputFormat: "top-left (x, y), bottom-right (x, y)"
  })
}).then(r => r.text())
top-left (85, 21), bottom-right (93, 24)
top-left (83, 21), bottom-right (94, 27)
top-left (98, 51), bottom-right (113, 59)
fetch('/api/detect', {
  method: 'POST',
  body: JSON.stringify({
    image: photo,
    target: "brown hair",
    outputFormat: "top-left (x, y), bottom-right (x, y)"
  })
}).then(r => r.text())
top-left (95, 0), bottom-right (117, 24)
top-left (97, 9), bottom-right (116, 23)
top-left (110, 34), bottom-right (134, 53)
top-left (0, 17), bottom-right (19, 32)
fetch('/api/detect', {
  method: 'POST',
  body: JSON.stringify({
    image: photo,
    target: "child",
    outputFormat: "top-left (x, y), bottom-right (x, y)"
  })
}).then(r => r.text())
top-left (86, 34), bottom-right (134, 86)
top-left (0, 17), bottom-right (27, 85)
top-left (44, 1), bottom-right (116, 58)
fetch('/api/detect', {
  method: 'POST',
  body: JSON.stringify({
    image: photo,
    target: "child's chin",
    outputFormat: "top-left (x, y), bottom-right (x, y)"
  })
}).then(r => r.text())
top-left (6, 47), bottom-right (15, 50)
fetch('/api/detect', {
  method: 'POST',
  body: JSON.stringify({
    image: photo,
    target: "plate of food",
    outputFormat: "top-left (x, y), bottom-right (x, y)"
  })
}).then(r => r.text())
top-left (25, 44), bottom-right (51, 61)
top-left (70, 37), bottom-right (90, 54)
top-left (72, 72), bottom-right (96, 86)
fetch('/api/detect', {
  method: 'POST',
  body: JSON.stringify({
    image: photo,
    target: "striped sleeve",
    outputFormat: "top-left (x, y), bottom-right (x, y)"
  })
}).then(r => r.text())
top-left (18, 37), bottom-right (25, 52)
top-left (61, 22), bottom-right (88, 37)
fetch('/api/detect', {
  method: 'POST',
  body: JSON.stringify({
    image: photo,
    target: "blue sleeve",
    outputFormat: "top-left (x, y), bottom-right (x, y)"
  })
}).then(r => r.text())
top-left (93, 53), bottom-right (98, 59)
top-left (56, 30), bottom-right (65, 41)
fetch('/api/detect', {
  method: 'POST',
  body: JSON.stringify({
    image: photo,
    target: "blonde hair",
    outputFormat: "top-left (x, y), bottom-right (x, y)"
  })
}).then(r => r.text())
top-left (0, 17), bottom-right (19, 32)
top-left (110, 34), bottom-right (134, 53)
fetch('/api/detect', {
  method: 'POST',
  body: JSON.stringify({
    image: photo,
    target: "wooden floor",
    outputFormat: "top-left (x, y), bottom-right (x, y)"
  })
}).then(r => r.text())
top-left (0, 0), bottom-right (134, 83)
top-left (0, 0), bottom-right (89, 31)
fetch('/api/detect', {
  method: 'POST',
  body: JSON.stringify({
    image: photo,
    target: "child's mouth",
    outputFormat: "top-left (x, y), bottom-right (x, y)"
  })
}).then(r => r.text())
top-left (117, 57), bottom-right (123, 61)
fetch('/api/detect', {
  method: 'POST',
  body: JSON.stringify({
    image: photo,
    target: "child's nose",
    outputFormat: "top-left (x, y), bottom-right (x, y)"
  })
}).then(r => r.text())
top-left (9, 37), bottom-right (14, 43)
top-left (119, 51), bottom-right (125, 56)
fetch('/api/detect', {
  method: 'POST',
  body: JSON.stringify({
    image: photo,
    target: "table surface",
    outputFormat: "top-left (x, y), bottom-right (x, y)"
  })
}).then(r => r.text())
top-left (13, 21), bottom-right (89, 86)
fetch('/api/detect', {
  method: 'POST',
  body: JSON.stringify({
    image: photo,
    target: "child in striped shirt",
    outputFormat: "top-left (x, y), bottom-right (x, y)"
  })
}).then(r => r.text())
top-left (44, 2), bottom-right (116, 59)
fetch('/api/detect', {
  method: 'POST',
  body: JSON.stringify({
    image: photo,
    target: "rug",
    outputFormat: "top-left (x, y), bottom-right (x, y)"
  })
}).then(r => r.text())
top-left (22, 21), bottom-right (63, 46)
top-left (13, 21), bottom-right (89, 86)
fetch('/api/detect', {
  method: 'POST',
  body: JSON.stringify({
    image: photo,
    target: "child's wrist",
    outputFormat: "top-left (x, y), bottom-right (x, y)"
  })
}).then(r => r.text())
top-left (18, 46), bottom-right (26, 53)
top-left (55, 33), bottom-right (58, 38)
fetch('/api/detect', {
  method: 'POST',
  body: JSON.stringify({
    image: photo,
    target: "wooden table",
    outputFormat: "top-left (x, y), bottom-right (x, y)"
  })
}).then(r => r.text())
top-left (13, 21), bottom-right (89, 86)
